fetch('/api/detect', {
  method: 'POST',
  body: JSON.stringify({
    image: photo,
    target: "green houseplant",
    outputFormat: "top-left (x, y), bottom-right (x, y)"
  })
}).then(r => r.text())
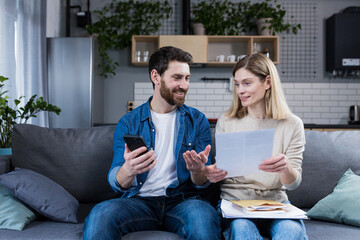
top-left (0, 76), bottom-right (61, 150)
top-left (192, 0), bottom-right (300, 36)
top-left (249, 0), bottom-right (301, 35)
top-left (192, 0), bottom-right (253, 35)
top-left (86, 0), bottom-right (172, 78)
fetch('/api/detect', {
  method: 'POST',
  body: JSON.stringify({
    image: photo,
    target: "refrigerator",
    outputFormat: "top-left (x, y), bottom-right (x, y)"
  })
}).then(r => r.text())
top-left (47, 37), bottom-right (103, 128)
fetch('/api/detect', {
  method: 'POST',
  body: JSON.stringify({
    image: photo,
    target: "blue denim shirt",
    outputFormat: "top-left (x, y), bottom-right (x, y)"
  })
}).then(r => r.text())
top-left (108, 97), bottom-right (212, 198)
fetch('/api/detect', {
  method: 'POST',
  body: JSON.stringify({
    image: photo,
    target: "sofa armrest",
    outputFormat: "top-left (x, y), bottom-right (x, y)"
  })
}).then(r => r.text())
top-left (0, 155), bottom-right (11, 175)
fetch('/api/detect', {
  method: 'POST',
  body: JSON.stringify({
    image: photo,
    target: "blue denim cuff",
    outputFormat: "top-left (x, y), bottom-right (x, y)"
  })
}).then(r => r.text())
top-left (108, 166), bottom-right (139, 193)
top-left (108, 166), bottom-right (122, 192)
top-left (192, 180), bottom-right (211, 189)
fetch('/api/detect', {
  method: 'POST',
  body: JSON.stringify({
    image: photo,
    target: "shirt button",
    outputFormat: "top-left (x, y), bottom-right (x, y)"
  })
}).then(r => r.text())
top-left (188, 142), bottom-right (191, 146)
top-left (152, 129), bottom-right (155, 132)
top-left (139, 182), bottom-right (142, 185)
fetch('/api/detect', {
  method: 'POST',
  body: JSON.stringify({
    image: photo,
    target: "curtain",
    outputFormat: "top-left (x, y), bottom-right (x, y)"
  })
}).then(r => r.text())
top-left (0, 0), bottom-right (48, 127)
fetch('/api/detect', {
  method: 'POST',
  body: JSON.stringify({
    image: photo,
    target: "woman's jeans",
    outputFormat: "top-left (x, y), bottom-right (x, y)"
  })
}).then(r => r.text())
top-left (83, 194), bottom-right (221, 240)
top-left (218, 201), bottom-right (308, 240)
top-left (222, 218), bottom-right (308, 240)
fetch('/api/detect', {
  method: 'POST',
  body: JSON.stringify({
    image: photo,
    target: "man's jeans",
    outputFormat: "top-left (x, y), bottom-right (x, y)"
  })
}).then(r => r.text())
top-left (83, 194), bottom-right (221, 240)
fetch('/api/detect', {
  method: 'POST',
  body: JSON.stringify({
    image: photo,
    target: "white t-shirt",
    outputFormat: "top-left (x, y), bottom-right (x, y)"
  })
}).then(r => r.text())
top-left (138, 109), bottom-right (178, 196)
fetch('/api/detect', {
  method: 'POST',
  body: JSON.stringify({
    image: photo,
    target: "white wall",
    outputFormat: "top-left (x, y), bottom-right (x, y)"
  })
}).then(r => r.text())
top-left (134, 81), bottom-right (360, 125)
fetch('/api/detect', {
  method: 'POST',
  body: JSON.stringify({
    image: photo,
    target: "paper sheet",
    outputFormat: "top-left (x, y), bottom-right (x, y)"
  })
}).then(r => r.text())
top-left (221, 199), bottom-right (308, 219)
top-left (215, 128), bottom-right (275, 178)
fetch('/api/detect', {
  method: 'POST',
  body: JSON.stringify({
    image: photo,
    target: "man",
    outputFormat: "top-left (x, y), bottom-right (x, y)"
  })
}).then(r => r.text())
top-left (83, 46), bottom-right (220, 240)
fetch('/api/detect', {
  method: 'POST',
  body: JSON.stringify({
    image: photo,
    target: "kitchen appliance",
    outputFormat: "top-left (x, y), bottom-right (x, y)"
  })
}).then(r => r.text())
top-left (326, 11), bottom-right (360, 77)
top-left (47, 37), bottom-right (104, 128)
top-left (349, 105), bottom-right (360, 124)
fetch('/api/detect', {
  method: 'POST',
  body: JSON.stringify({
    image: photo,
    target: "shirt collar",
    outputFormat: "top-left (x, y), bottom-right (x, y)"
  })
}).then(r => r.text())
top-left (140, 96), bottom-right (188, 122)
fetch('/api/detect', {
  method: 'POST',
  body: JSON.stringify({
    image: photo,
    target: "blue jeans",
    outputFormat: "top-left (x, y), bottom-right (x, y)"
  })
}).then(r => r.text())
top-left (83, 194), bottom-right (221, 240)
top-left (218, 202), bottom-right (308, 240)
top-left (222, 218), bottom-right (308, 240)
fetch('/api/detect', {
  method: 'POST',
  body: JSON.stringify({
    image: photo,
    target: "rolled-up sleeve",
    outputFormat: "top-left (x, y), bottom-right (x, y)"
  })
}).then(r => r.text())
top-left (282, 117), bottom-right (306, 190)
top-left (108, 119), bottom-right (128, 192)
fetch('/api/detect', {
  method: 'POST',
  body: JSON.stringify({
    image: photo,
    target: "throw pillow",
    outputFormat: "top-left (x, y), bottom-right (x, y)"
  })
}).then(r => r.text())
top-left (0, 168), bottom-right (79, 223)
top-left (0, 184), bottom-right (37, 230)
top-left (307, 168), bottom-right (360, 227)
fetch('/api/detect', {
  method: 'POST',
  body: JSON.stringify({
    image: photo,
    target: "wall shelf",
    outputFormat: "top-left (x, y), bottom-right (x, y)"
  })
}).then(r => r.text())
top-left (132, 35), bottom-right (279, 66)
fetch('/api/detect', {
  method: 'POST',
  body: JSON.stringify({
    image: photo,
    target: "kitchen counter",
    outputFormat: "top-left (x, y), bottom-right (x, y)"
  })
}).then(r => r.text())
top-left (94, 122), bottom-right (360, 130)
top-left (304, 124), bottom-right (360, 130)
top-left (208, 119), bottom-right (360, 130)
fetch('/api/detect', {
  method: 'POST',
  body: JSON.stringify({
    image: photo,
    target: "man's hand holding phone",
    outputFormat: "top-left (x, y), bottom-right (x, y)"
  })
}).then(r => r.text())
top-left (116, 135), bottom-right (157, 189)
top-left (122, 135), bottom-right (157, 177)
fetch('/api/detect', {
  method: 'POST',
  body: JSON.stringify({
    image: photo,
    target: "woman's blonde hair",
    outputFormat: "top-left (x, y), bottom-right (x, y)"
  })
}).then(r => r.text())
top-left (226, 53), bottom-right (291, 120)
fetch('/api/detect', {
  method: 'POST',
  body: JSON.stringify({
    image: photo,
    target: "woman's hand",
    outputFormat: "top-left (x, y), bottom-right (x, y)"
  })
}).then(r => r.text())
top-left (258, 153), bottom-right (297, 185)
top-left (204, 164), bottom-right (227, 183)
top-left (258, 153), bottom-right (289, 173)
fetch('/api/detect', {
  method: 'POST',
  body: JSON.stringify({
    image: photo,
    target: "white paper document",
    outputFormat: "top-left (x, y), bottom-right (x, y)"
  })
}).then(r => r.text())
top-left (215, 128), bottom-right (275, 178)
top-left (221, 199), bottom-right (308, 219)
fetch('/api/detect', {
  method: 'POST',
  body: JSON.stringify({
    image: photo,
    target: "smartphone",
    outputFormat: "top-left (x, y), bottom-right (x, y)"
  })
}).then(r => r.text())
top-left (123, 135), bottom-right (149, 156)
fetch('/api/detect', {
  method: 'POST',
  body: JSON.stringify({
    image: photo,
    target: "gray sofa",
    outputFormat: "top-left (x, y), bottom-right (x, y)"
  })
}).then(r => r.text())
top-left (0, 124), bottom-right (359, 240)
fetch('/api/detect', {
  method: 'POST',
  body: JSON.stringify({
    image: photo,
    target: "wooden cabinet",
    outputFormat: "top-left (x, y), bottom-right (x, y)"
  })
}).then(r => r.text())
top-left (131, 35), bottom-right (158, 66)
top-left (159, 35), bottom-right (208, 63)
top-left (132, 35), bottom-right (279, 66)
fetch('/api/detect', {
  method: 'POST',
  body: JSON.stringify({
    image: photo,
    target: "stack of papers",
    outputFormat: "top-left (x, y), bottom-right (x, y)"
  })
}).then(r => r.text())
top-left (221, 199), bottom-right (308, 219)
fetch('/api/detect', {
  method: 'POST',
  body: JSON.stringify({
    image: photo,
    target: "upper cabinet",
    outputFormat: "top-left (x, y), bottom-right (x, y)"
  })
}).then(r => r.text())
top-left (132, 35), bottom-right (279, 66)
top-left (159, 35), bottom-right (208, 63)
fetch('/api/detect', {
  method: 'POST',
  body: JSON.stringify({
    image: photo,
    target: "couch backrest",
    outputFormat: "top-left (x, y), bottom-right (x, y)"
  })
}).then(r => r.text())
top-left (12, 124), bottom-right (120, 203)
top-left (287, 130), bottom-right (360, 208)
top-left (13, 124), bottom-right (358, 207)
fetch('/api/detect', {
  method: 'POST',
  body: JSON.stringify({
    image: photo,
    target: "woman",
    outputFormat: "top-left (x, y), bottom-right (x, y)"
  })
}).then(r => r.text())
top-left (205, 53), bottom-right (308, 240)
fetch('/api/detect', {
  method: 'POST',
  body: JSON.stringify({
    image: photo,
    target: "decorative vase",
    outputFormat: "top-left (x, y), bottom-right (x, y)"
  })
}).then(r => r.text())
top-left (257, 18), bottom-right (273, 36)
top-left (192, 23), bottom-right (205, 35)
top-left (0, 148), bottom-right (12, 155)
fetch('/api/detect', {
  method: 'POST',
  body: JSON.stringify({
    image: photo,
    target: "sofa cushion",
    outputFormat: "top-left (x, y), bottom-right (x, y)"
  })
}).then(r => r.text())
top-left (0, 220), bottom-right (84, 240)
top-left (307, 168), bottom-right (360, 227)
top-left (0, 168), bottom-right (78, 223)
top-left (0, 184), bottom-right (37, 230)
top-left (287, 130), bottom-right (360, 208)
top-left (303, 218), bottom-right (360, 240)
top-left (11, 124), bottom-right (120, 203)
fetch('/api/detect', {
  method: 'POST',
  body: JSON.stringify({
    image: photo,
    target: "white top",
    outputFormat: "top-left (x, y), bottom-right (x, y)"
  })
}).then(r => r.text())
top-left (138, 109), bottom-right (178, 196)
top-left (216, 113), bottom-right (305, 203)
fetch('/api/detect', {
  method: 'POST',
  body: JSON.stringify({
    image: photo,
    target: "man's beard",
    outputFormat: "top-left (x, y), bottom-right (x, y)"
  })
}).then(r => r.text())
top-left (160, 78), bottom-right (187, 107)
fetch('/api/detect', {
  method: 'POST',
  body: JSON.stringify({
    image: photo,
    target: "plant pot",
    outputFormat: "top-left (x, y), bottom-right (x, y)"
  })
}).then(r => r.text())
top-left (257, 18), bottom-right (273, 36)
top-left (0, 148), bottom-right (12, 155)
top-left (192, 23), bottom-right (205, 35)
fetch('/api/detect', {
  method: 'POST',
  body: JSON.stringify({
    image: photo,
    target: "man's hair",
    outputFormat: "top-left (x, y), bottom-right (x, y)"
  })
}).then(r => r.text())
top-left (148, 46), bottom-right (193, 88)
top-left (227, 53), bottom-right (291, 120)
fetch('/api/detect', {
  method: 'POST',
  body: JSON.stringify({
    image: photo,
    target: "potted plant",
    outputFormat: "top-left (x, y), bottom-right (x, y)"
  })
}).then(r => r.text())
top-left (248, 0), bottom-right (301, 35)
top-left (192, 0), bottom-right (253, 36)
top-left (86, 0), bottom-right (172, 78)
top-left (0, 76), bottom-right (61, 153)
top-left (191, 22), bottom-right (205, 35)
